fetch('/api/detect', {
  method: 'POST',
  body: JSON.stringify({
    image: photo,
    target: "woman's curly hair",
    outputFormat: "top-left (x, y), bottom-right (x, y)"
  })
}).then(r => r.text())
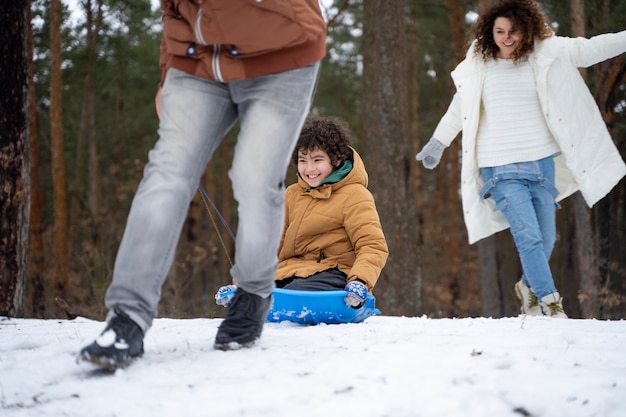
top-left (292, 114), bottom-right (353, 167)
top-left (473, 0), bottom-right (554, 62)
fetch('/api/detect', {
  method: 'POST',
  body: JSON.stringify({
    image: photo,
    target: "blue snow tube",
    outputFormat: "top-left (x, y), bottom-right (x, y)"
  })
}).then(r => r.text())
top-left (266, 288), bottom-right (380, 325)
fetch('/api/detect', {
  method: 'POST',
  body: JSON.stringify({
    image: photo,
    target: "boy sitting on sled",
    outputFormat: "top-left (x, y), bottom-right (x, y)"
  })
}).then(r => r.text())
top-left (217, 114), bottom-right (388, 308)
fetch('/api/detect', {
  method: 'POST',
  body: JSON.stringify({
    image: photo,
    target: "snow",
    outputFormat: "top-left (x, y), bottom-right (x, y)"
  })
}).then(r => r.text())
top-left (1, 314), bottom-right (625, 417)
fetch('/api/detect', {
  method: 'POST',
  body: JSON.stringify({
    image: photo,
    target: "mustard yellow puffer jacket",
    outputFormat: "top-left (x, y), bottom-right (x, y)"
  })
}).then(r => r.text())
top-left (276, 148), bottom-right (388, 291)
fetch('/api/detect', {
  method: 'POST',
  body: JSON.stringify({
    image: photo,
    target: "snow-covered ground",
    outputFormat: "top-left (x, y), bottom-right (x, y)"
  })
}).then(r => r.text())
top-left (1, 314), bottom-right (625, 417)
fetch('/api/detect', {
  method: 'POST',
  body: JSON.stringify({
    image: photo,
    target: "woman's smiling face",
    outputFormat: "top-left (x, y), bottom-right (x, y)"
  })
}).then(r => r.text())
top-left (493, 17), bottom-right (521, 59)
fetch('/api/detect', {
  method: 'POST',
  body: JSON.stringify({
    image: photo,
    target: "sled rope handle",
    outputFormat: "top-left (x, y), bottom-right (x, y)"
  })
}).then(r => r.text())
top-left (197, 183), bottom-right (234, 267)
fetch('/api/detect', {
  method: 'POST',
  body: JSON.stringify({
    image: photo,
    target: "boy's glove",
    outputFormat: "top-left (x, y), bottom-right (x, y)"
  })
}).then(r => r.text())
top-left (415, 137), bottom-right (445, 169)
top-left (344, 280), bottom-right (368, 308)
top-left (215, 284), bottom-right (237, 307)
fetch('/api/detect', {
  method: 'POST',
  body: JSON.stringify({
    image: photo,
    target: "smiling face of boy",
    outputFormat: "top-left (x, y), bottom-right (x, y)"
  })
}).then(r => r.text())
top-left (297, 147), bottom-right (337, 188)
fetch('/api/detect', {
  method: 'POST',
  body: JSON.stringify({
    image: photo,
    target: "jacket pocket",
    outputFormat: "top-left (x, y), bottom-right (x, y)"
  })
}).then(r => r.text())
top-left (539, 177), bottom-right (559, 199)
top-left (163, 16), bottom-right (202, 58)
top-left (479, 178), bottom-right (496, 199)
top-left (539, 178), bottom-right (562, 209)
top-left (162, 1), bottom-right (203, 59)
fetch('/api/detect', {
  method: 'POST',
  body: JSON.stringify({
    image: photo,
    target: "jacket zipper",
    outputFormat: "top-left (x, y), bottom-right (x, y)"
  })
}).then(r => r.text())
top-left (212, 45), bottom-right (223, 82)
top-left (195, 9), bottom-right (224, 82)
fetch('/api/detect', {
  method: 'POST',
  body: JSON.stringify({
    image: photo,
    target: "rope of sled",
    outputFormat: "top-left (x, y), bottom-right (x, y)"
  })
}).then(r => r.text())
top-left (197, 183), bottom-right (235, 268)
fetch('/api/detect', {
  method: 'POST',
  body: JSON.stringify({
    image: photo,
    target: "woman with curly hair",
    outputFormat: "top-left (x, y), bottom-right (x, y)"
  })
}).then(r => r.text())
top-left (416, 0), bottom-right (626, 318)
top-left (217, 114), bottom-right (388, 309)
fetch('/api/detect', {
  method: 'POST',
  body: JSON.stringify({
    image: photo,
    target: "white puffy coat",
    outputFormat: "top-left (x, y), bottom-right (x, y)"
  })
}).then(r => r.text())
top-left (432, 31), bottom-right (626, 244)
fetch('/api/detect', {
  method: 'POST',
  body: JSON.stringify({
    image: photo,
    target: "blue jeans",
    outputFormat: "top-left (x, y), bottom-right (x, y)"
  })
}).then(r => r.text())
top-left (105, 64), bottom-right (321, 332)
top-left (479, 156), bottom-right (560, 299)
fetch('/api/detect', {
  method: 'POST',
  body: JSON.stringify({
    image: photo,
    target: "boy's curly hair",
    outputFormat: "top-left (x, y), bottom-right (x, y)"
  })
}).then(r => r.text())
top-left (473, 0), bottom-right (554, 62)
top-left (292, 114), bottom-right (353, 167)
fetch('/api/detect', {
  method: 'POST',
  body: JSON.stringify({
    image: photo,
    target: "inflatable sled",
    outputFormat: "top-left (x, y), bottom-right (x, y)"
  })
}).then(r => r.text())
top-left (221, 288), bottom-right (380, 325)
top-left (267, 288), bottom-right (380, 324)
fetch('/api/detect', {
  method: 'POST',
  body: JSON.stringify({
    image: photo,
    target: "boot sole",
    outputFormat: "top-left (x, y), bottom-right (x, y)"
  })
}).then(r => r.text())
top-left (214, 337), bottom-right (259, 351)
top-left (77, 350), bottom-right (140, 371)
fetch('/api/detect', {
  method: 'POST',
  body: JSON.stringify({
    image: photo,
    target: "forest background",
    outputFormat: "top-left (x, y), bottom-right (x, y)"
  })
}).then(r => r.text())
top-left (1, 0), bottom-right (625, 321)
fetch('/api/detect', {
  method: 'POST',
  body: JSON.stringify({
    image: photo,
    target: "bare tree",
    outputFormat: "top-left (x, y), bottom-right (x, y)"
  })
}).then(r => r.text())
top-left (50, 0), bottom-right (69, 302)
top-left (0, 1), bottom-right (30, 317)
top-left (569, 0), bottom-right (600, 318)
top-left (28, 0), bottom-right (46, 317)
top-left (72, 0), bottom-right (104, 238)
top-left (359, 0), bottom-right (421, 315)
top-left (589, 0), bottom-right (626, 318)
top-left (439, 0), bottom-right (467, 316)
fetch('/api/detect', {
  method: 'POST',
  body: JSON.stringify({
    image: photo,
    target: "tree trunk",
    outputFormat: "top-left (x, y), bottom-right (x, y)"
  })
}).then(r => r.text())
top-left (359, 0), bottom-right (421, 316)
top-left (28, 0), bottom-right (46, 317)
top-left (478, 237), bottom-right (503, 316)
top-left (590, 0), bottom-right (626, 318)
top-left (406, 2), bottom-right (421, 221)
top-left (0, 1), bottom-right (30, 317)
top-left (570, 0), bottom-right (599, 318)
top-left (439, 0), bottom-right (468, 316)
top-left (87, 0), bottom-right (103, 226)
top-left (71, 0), bottom-right (100, 242)
top-left (50, 0), bottom-right (69, 301)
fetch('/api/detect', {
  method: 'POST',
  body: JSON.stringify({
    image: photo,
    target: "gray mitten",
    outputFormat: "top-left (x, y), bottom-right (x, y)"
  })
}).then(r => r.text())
top-left (415, 138), bottom-right (445, 169)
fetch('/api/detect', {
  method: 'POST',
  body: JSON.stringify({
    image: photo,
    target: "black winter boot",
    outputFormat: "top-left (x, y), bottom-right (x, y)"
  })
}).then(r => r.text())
top-left (78, 307), bottom-right (144, 371)
top-left (214, 288), bottom-right (272, 350)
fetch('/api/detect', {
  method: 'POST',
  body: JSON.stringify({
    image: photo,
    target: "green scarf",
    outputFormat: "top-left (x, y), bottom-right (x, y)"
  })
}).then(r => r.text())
top-left (318, 159), bottom-right (353, 187)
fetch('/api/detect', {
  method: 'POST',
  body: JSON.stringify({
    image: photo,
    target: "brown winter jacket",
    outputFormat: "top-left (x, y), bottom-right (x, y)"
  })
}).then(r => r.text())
top-left (276, 148), bottom-right (389, 291)
top-left (159, 0), bottom-right (327, 85)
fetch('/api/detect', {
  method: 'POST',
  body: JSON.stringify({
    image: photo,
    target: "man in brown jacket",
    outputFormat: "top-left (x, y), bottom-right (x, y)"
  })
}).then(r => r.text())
top-left (79, 0), bottom-right (327, 370)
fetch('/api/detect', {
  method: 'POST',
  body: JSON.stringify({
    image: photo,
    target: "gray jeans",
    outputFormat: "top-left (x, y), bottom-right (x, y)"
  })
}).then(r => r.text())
top-left (105, 64), bottom-right (321, 332)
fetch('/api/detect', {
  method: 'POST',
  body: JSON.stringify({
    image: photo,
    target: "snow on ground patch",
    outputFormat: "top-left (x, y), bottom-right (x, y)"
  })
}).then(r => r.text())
top-left (1, 315), bottom-right (625, 417)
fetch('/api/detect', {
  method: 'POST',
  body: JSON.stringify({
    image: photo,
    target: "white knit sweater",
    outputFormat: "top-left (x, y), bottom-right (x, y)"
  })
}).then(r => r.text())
top-left (476, 58), bottom-right (560, 168)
